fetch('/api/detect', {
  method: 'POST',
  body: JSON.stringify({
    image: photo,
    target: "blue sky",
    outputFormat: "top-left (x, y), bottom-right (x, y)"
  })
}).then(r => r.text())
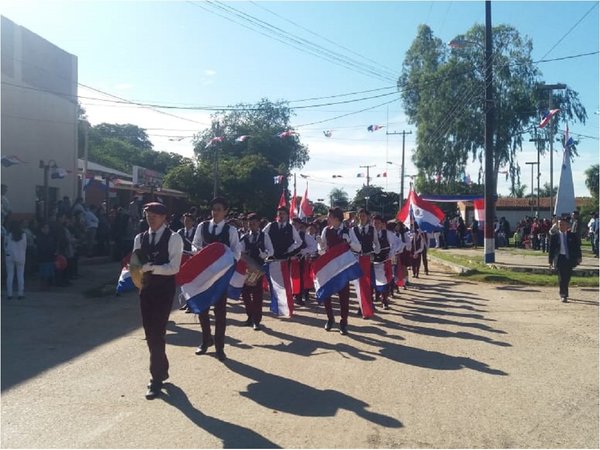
top-left (3, 0), bottom-right (599, 204)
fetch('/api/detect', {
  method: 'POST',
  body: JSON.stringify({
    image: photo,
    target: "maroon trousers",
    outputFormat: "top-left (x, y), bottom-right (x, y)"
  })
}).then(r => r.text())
top-left (199, 294), bottom-right (227, 351)
top-left (241, 275), bottom-right (264, 324)
top-left (323, 284), bottom-right (350, 326)
top-left (140, 277), bottom-right (175, 382)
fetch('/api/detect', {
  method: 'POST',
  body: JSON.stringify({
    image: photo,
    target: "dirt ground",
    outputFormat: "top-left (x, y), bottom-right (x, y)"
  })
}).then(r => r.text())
top-left (1, 259), bottom-right (598, 448)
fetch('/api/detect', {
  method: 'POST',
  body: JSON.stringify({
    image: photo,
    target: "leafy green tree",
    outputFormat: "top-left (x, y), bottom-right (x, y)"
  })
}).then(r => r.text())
top-left (350, 185), bottom-right (397, 218)
top-left (585, 164), bottom-right (599, 200)
top-left (537, 182), bottom-right (557, 198)
top-left (510, 183), bottom-right (527, 198)
top-left (92, 123), bottom-right (153, 151)
top-left (398, 24), bottom-right (587, 196)
top-left (329, 188), bottom-right (349, 209)
top-left (312, 202), bottom-right (329, 216)
top-left (189, 99), bottom-right (309, 217)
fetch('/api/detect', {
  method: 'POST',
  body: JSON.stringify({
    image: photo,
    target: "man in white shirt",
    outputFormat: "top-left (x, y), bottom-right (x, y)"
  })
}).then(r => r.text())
top-left (191, 197), bottom-right (240, 361)
top-left (132, 202), bottom-right (183, 399)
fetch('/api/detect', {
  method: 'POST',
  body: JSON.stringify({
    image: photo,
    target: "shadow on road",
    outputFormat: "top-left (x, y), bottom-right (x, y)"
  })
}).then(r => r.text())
top-left (162, 383), bottom-right (281, 449)
top-left (224, 359), bottom-right (403, 428)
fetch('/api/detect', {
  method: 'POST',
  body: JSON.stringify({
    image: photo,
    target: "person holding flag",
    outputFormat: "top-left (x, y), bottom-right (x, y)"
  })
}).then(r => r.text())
top-left (132, 202), bottom-right (183, 399)
top-left (318, 207), bottom-right (361, 335)
top-left (351, 208), bottom-right (376, 317)
top-left (191, 197), bottom-right (241, 361)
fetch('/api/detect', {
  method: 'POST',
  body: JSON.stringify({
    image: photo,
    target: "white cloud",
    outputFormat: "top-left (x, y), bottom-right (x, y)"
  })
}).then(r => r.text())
top-left (204, 69), bottom-right (217, 77)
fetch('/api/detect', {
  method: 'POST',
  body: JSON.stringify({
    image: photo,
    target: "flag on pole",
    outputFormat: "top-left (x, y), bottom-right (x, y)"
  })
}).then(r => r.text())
top-left (473, 198), bottom-right (485, 224)
top-left (1, 155), bottom-right (26, 167)
top-left (396, 189), bottom-right (445, 232)
top-left (539, 109), bottom-right (560, 129)
top-left (298, 184), bottom-right (313, 219)
top-left (277, 190), bottom-right (287, 211)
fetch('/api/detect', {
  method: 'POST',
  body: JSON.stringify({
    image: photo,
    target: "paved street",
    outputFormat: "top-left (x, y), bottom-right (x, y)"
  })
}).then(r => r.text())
top-left (1, 258), bottom-right (598, 448)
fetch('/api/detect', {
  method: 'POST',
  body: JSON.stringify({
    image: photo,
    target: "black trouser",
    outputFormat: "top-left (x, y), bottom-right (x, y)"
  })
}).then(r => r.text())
top-left (140, 276), bottom-right (176, 382)
top-left (556, 255), bottom-right (573, 298)
top-left (199, 294), bottom-right (227, 351)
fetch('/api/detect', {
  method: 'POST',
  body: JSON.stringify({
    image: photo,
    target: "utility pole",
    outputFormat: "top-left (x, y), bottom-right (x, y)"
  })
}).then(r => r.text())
top-left (538, 83), bottom-right (566, 216)
top-left (525, 161), bottom-right (538, 216)
top-left (484, 0), bottom-right (495, 264)
top-left (529, 130), bottom-right (546, 217)
top-left (386, 130), bottom-right (412, 209)
top-left (82, 121), bottom-right (89, 202)
top-left (359, 164), bottom-right (375, 187)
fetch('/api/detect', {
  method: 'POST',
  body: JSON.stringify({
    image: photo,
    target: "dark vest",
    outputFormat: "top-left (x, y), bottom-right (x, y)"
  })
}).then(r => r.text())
top-left (140, 228), bottom-right (174, 288)
top-left (200, 221), bottom-right (230, 247)
top-left (325, 226), bottom-right (349, 248)
top-left (353, 225), bottom-right (374, 254)
top-left (178, 226), bottom-right (196, 252)
top-left (269, 222), bottom-right (294, 259)
top-left (374, 230), bottom-right (390, 262)
top-left (242, 231), bottom-right (265, 265)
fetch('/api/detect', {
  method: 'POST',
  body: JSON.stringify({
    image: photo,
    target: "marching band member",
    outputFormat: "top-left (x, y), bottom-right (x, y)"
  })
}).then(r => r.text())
top-left (240, 213), bottom-right (267, 330)
top-left (177, 213), bottom-right (197, 312)
top-left (263, 206), bottom-right (303, 260)
top-left (291, 218), bottom-right (317, 305)
top-left (395, 222), bottom-right (412, 289)
top-left (191, 197), bottom-right (241, 361)
top-left (352, 208), bottom-right (377, 315)
top-left (132, 202), bottom-right (183, 399)
top-left (372, 215), bottom-right (399, 310)
top-left (319, 207), bottom-right (361, 335)
top-left (410, 223), bottom-right (426, 278)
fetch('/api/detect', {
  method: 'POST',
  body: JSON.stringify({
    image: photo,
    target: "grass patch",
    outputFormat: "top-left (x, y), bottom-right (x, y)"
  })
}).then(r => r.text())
top-left (430, 249), bottom-right (599, 287)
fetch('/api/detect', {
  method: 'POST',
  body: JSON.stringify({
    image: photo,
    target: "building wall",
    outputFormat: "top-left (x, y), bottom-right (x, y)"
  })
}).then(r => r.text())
top-left (1, 16), bottom-right (78, 219)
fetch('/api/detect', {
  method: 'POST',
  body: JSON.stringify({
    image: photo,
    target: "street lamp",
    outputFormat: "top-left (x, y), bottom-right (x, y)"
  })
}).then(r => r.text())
top-left (448, 1), bottom-right (495, 264)
top-left (39, 159), bottom-right (58, 221)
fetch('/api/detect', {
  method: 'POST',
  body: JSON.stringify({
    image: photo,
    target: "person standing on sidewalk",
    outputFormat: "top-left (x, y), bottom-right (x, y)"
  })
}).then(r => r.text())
top-left (4, 220), bottom-right (27, 299)
top-left (133, 202), bottom-right (183, 399)
top-left (548, 216), bottom-right (582, 303)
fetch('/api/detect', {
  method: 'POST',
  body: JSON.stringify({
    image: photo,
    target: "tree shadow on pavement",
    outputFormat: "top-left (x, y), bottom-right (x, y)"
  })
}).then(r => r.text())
top-left (223, 359), bottom-right (403, 428)
top-left (495, 286), bottom-right (542, 292)
top-left (161, 383), bottom-right (281, 449)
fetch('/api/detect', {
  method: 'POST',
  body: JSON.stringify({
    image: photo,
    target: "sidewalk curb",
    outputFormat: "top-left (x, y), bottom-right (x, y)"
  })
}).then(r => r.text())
top-left (428, 255), bottom-right (476, 275)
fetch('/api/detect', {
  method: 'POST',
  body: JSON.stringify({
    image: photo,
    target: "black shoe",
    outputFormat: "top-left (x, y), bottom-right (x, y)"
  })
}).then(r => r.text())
top-left (243, 318), bottom-right (253, 327)
top-left (145, 381), bottom-right (163, 400)
top-left (294, 296), bottom-right (305, 306)
top-left (339, 323), bottom-right (348, 335)
top-left (356, 307), bottom-right (362, 316)
top-left (216, 350), bottom-right (227, 361)
top-left (324, 319), bottom-right (334, 331)
top-left (561, 297), bottom-right (568, 303)
top-left (185, 309), bottom-right (193, 314)
top-left (383, 304), bottom-right (390, 310)
top-left (179, 304), bottom-right (188, 311)
top-left (195, 338), bottom-right (214, 355)
top-left (252, 322), bottom-right (262, 331)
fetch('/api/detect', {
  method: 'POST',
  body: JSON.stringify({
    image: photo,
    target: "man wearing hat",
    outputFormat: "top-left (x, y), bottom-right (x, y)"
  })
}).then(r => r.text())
top-left (548, 215), bottom-right (582, 302)
top-left (132, 202), bottom-right (183, 399)
top-left (240, 213), bottom-right (267, 330)
top-left (191, 197), bottom-right (241, 360)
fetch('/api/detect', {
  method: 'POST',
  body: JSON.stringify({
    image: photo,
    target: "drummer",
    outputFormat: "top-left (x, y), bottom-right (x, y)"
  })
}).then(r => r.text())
top-left (240, 213), bottom-right (268, 330)
top-left (372, 214), bottom-right (400, 310)
top-left (191, 197), bottom-right (241, 361)
top-left (132, 202), bottom-right (183, 399)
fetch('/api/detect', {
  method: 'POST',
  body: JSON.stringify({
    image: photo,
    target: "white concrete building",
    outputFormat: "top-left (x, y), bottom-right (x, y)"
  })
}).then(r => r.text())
top-left (1, 16), bottom-right (78, 221)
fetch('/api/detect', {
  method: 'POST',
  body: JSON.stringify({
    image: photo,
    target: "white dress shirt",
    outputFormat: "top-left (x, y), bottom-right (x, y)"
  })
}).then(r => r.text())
top-left (191, 219), bottom-right (241, 261)
top-left (133, 224), bottom-right (183, 276)
top-left (319, 225), bottom-right (361, 253)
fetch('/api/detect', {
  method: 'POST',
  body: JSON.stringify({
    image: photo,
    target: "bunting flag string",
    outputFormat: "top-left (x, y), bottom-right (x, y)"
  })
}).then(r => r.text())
top-left (367, 124), bottom-right (384, 132)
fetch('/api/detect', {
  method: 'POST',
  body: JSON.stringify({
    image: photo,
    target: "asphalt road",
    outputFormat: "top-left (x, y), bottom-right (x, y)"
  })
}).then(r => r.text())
top-left (1, 260), bottom-right (598, 448)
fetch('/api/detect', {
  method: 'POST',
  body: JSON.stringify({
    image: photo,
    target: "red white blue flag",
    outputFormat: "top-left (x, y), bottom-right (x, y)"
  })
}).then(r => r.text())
top-left (539, 109), bottom-right (560, 129)
top-left (397, 189), bottom-right (445, 233)
top-left (176, 243), bottom-right (236, 314)
top-left (313, 243), bottom-right (362, 302)
top-left (372, 260), bottom-right (393, 292)
top-left (265, 260), bottom-right (294, 317)
top-left (227, 258), bottom-right (247, 300)
top-left (116, 266), bottom-right (136, 294)
top-left (351, 255), bottom-right (374, 318)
